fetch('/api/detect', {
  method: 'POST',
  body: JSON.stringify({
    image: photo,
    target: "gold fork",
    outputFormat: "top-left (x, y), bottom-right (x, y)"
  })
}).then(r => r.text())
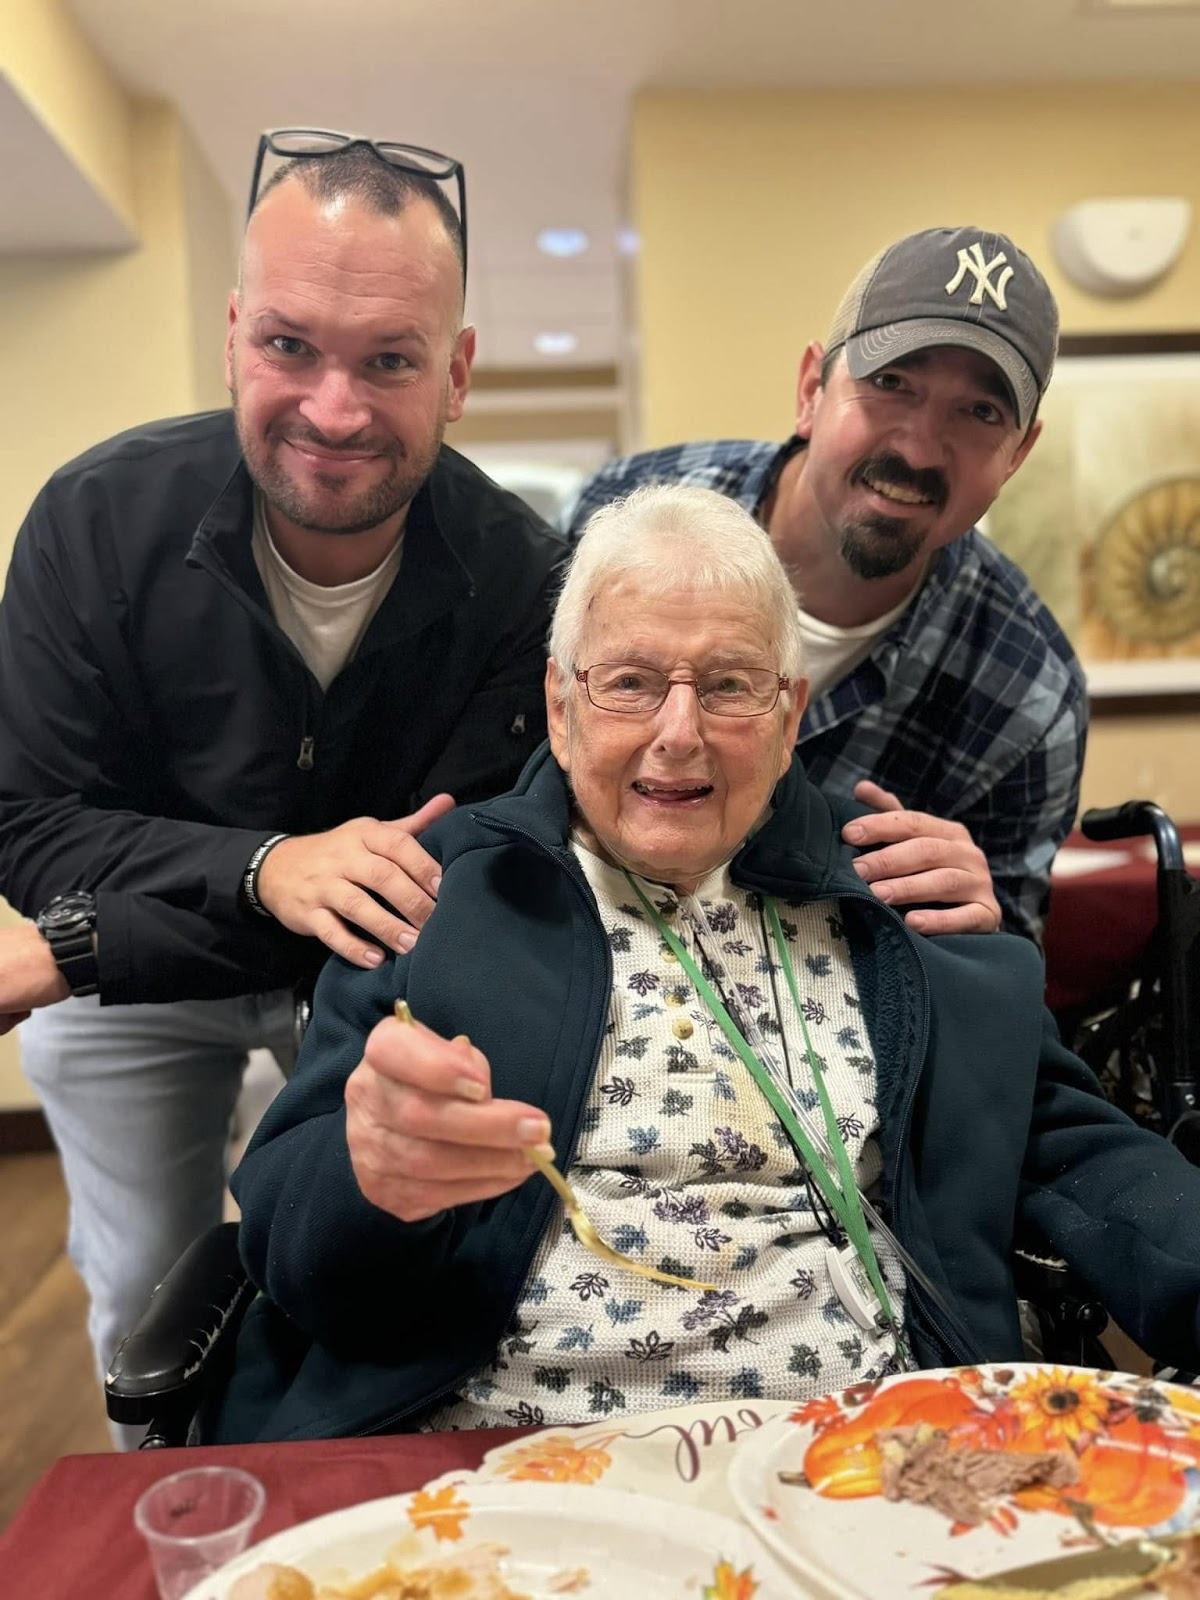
top-left (394, 1000), bottom-right (716, 1292)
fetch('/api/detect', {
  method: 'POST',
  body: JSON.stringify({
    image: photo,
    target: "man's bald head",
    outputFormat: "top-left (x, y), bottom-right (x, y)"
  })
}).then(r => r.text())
top-left (243, 143), bottom-right (465, 294)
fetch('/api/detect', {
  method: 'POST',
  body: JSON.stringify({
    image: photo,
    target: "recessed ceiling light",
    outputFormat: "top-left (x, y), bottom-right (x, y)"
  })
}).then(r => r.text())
top-left (537, 228), bottom-right (589, 258)
top-left (617, 226), bottom-right (642, 257)
top-left (534, 331), bottom-right (579, 356)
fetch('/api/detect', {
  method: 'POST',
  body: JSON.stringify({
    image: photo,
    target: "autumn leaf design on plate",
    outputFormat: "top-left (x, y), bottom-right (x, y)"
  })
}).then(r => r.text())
top-left (491, 1432), bottom-right (617, 1485)
top-left (701, 1557), bottom-right (759, 1599)
top-left (406, 1484), bottom-right (470, 1542)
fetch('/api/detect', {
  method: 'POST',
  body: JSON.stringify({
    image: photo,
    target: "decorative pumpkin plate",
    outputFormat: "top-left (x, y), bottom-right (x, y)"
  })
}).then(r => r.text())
top-left (183, 1481), bottom-right (799, 1599)
top-left (726, 1363), bottom-right (1200, 1598)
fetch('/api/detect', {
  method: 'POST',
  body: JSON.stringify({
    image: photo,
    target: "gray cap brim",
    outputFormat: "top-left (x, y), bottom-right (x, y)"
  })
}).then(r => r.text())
top-left (844, 318), bottom-right (1039, 431)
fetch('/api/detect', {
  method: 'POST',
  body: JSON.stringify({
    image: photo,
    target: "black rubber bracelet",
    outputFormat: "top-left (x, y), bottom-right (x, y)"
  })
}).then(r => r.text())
top-left (242, 833), bottom-right (290, 918)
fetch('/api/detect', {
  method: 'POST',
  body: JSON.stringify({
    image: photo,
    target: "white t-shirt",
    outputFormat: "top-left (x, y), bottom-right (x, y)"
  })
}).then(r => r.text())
top-left (251, 492), bottom-right (404, 691)
top-left (795, 585), bottom-right (920, 701)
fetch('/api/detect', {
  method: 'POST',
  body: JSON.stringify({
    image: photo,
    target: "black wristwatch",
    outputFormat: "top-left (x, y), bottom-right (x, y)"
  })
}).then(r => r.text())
top-left (36, 891), bottom-right (100, 997)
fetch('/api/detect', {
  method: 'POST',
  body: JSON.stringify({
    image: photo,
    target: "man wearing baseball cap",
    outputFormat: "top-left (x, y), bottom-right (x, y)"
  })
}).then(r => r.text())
top-left (565, 226), bottom-right (1084, 945)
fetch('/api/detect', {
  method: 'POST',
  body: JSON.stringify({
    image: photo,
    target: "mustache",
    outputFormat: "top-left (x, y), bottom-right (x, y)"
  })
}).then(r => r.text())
top-left (852, 453), bottom-right (947, 510)
top-left (275, 424), bottom-right (400, 458)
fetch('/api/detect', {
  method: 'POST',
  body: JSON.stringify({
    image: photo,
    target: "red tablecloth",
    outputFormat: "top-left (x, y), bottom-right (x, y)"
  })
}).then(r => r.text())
top-left (1043, 826), bottom-right (1199, 1015)
top-left (0, 1428), bottom-right (532, 1599)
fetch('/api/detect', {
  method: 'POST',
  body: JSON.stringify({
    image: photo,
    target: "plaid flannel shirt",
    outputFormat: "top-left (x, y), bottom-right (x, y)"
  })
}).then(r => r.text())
top-left (562, 438), bottom-right (1088, 944)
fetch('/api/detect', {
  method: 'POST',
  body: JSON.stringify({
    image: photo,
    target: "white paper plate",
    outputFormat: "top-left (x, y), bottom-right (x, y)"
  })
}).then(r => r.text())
top-left (183, 1480), bottom-right (801, 1599)
top-left (727, 1363), bottom-right (1200, 1599)
top-left (419, 1398), bottom-right (794, 1519)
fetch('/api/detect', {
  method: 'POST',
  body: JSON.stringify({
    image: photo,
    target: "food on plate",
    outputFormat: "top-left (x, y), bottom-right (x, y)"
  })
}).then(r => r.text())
top-left (936, 1530), bottom-right (1200, 1599)
top-left (874, 1423), bottom-right (1080, 1526)
top-left (1157, 1536), bottom-right (1200, 1599)
top-left (227, 1541), bottom-right (538, 1599)
top-left (228, 1567), bottom-right (316, 1600)
top-left (780, 1420), bottom-right (1081, 1529)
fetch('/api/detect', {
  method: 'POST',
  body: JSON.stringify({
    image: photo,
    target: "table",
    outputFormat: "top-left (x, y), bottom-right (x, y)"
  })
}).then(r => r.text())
top-left (0, 1427), bottom-right (532, 1599)
top-left (1043, 824), bottom-right (1199, 1016)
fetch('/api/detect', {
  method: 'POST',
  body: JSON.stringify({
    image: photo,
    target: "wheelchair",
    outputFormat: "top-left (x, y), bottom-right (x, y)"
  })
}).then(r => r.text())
top-left (1062, 802), bottom-right (1200, 1166)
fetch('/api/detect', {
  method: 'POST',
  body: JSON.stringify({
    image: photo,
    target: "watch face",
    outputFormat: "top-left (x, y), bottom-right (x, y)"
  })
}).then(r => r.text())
top-left (38, 891), bottom-right (96, 931)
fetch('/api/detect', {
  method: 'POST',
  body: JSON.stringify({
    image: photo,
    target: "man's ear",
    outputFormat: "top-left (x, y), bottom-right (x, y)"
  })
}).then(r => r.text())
top-left (445, 325), bottom-right (476, 423)
top-left (224, 290), bottom-right (239, 393)
top-left (795, 342), bottom-right (827, 438)
top-left (1004, 417), bottom-right (1042, 483)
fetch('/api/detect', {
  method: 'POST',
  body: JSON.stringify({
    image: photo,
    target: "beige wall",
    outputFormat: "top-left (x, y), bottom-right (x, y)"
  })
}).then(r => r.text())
top-left (1080, 709), bottom-right (1200, 819)
top-left (0, 100), bottom-right (235, 566)
top-left (631, 82), bottom-right (1200, 445)
top-left (180, 116), bottom-right (240, 412)
top-left (0, 78), bottom-right (236, 1107)
top-left (630, 81), bottom-right (1200, 827)
top-left (0, 0), bottom-right (137, 232)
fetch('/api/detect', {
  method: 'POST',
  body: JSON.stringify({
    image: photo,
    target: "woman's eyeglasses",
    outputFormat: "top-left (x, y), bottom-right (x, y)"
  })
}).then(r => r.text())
top-left (575, 663), bottom-right (791, 718)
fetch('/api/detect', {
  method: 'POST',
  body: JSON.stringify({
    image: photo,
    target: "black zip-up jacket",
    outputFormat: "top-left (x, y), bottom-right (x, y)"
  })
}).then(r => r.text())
top-left (0, 411), bottom-right (566, 1005)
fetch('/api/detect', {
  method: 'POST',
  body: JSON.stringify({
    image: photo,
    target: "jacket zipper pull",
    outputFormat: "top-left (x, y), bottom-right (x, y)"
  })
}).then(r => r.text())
top-left (297, 736), bottom-right (315, 771)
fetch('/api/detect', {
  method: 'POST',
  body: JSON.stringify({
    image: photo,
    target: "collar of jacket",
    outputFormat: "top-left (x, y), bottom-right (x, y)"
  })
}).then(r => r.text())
top-left (472, 742), bottom-right (850, 882)
top-left (184, 424), bottom-right (476, 654)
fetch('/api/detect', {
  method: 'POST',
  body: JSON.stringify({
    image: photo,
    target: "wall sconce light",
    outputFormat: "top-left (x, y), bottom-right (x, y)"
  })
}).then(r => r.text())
top-left (1051, 198), bottom-right (1191, 297)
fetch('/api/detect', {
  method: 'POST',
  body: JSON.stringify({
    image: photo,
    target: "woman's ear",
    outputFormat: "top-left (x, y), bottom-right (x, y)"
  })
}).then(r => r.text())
top-left (546, 659), bottom-right (571, 774)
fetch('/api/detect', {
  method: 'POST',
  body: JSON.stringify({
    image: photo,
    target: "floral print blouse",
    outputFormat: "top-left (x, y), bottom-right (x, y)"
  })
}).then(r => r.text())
top-left (425, 844), bottom-right (906, 1429)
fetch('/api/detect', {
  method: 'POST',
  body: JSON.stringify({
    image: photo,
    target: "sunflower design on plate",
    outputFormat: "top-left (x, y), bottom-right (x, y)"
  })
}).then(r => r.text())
top-left (1005, 1367), bottom-right (1110, 1450)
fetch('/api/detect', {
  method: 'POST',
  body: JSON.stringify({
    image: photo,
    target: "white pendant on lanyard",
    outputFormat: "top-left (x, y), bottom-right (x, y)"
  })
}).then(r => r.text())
top-left (825, 1241), bottom-right (886, 1333)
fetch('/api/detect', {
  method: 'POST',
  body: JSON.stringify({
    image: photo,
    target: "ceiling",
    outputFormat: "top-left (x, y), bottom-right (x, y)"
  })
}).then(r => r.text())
top-left (29, 0), bottom-right (1200, 367)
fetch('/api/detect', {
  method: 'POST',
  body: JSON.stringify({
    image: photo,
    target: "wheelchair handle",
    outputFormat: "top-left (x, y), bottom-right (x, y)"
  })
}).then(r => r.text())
top-left (1080, 801), bottom-right (1185, 871)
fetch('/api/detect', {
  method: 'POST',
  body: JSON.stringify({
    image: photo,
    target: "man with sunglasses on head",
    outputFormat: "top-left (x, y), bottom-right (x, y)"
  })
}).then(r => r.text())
top-left (566, 227), bottom-right (1088, 948)
top-left (0, 131), bottom-right (564, 1439)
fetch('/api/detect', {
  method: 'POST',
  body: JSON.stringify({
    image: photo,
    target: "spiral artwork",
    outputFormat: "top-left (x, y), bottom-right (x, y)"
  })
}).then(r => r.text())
top-left (1091, 476), bottom-right (1200, 648)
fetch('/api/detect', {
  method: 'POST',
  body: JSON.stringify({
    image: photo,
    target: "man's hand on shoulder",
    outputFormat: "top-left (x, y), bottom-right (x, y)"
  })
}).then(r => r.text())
top-left (254, 794), bottom-right (457, 968)
top-left (0, 923), bottom-right (70, 1035)
top-left (842, 780), bottom-right (1001, 936)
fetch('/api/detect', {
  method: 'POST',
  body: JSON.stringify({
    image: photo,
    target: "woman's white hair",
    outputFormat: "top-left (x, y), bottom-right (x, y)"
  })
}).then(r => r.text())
top-left (548, 483), bottom-right (804, 697)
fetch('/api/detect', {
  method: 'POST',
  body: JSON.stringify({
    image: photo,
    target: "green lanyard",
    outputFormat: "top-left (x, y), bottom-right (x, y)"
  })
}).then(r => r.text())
top-left (626, 874), bottom-right (897, 1334)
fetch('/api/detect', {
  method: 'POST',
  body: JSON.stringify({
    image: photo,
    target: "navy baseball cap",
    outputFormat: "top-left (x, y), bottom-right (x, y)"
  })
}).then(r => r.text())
top-left (824, 226), bottom-right (1059, 430)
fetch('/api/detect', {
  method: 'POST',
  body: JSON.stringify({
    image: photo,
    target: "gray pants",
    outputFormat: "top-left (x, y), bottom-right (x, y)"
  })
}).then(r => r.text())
top-left (20, 990), bottom-right (296, 1448)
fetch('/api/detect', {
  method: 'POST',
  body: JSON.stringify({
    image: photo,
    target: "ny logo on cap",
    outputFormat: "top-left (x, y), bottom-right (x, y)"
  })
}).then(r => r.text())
top-left (944, 243), bottom-right (1014, 311)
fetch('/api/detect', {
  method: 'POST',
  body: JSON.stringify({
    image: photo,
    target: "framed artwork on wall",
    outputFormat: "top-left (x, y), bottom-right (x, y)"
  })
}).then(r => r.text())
top-left (987, 332), bottom-right (1200, 697)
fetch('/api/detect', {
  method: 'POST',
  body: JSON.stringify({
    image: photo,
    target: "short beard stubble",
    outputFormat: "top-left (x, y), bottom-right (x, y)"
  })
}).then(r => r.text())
top-left (232, 383), bottom-right (446, 538)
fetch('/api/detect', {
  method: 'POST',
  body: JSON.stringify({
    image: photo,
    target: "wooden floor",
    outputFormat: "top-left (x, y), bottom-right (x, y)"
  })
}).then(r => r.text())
top-left (0, 1151), bottom-right (111, 1530)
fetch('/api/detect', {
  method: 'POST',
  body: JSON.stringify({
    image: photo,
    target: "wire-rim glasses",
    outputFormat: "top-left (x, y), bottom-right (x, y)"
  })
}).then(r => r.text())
top-left (247, 128), bottom-right (467, 280)
top-left (575, 663), bottom-right (791, 718)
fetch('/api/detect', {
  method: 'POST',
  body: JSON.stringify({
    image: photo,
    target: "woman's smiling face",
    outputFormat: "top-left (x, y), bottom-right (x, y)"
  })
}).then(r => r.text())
top-left (547, 577), bottom-right (805, 893)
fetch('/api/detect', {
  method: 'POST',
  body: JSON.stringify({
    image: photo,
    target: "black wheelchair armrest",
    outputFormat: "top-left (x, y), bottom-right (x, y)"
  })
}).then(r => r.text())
top-left (104, 1221), bottom-right (254, 1447)
top-left (1013, 1241), bottom-right (1112, 1368)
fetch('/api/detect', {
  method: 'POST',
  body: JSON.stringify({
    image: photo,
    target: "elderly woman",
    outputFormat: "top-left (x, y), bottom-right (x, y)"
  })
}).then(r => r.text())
top-left (218, 485), bottom-right (1200, 1442)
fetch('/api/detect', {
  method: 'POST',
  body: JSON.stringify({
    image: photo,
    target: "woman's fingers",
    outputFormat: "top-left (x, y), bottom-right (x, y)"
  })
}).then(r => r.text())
top-left (344, 1008), bottom-right (555, 1223)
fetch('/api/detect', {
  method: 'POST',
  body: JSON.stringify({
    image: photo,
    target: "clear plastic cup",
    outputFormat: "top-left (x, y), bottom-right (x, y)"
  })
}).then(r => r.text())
top-left (133, 1465), bottom-right (266, 1600)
